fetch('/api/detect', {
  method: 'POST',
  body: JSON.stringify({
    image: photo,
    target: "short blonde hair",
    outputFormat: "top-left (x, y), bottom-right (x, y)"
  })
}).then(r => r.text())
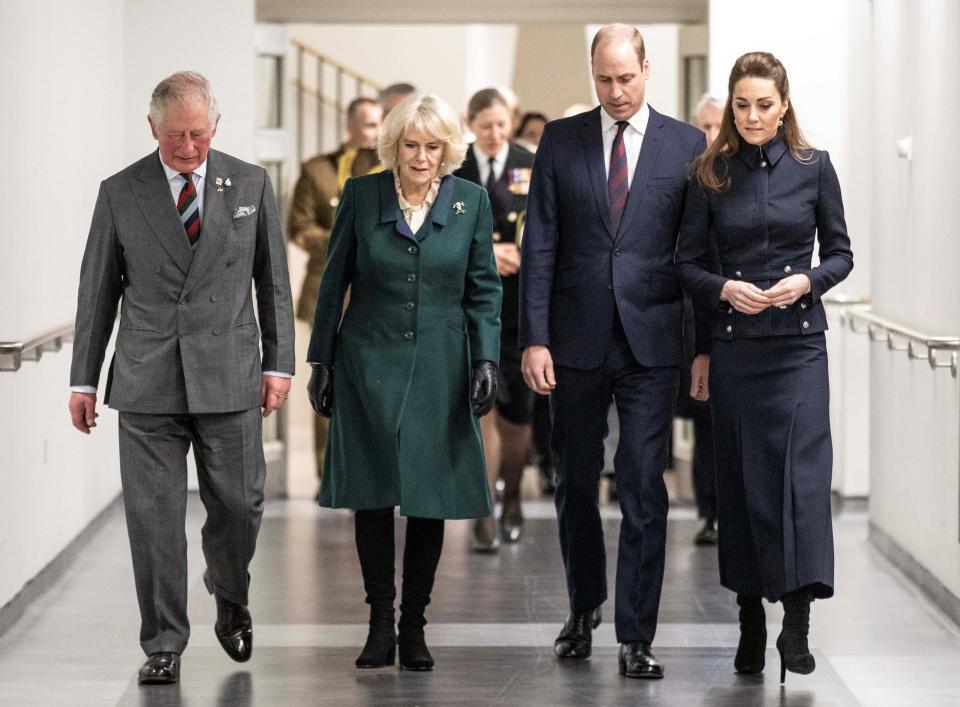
top-left (378, 94), bottom-right (467, 176)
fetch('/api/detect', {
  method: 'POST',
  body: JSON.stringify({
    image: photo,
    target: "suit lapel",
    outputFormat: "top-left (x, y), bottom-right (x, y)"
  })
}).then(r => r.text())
top-left (133, 151), bottom-right (193, 274)
top-left (459, 148), bottom-right (481, 184)
top-left (578, 108), bottom-right (614, 240)
top-left (182, 150), bottom-right (232, 296)
top-left (614, 107), bottom-right (666, 243)
top-left (379, 170), bottom-right (417, 241)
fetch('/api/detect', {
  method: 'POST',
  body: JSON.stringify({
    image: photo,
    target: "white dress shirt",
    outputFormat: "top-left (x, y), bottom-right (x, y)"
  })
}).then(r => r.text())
top-left (600, 102), bottom-right (649, 188)
top-left (71, 155), bottom-right (288, 393)
top-left (474, 142), bottom-right (510, 185)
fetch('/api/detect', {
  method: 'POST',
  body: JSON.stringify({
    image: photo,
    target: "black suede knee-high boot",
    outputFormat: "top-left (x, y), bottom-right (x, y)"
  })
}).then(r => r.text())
top-left (398, 517), bottom-right (444, 671)
top-left (354, 508), bottom-right (397, 668)
top-left (734, 594), bottom-right (766, 674)
top-left (777, 587), bottom-right (815, 683)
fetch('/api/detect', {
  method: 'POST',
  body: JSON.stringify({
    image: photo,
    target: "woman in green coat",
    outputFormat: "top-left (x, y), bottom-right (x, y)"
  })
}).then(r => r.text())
top-left (306, 94), bottom-right (502, 672)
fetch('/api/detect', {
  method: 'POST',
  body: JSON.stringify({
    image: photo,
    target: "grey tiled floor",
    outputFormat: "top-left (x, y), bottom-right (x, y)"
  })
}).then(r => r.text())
top-left (1, 497), bottom-right (959, 705)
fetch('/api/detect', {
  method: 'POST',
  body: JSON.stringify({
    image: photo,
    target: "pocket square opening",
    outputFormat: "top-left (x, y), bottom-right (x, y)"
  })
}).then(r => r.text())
top-left (233, 205), bottom-right (257, 219)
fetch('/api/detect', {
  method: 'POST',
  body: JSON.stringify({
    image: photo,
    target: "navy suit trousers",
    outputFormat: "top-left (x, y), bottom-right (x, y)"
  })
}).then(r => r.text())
top-left (550, 317), bottom-right (678, 644)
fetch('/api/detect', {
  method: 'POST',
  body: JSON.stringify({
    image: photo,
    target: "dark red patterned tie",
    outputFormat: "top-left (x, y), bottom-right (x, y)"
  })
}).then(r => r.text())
top-left (608, 121), bottom-right (629, 234)
top-left (177, 172), bottom-right (201, 243)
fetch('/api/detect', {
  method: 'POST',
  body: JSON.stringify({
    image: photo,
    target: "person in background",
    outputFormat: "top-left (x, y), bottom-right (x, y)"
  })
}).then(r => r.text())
top-left (679, 92), bottom-right (726, 546)
top-left (520, 25), bottom-right (706, 679)
top-left (514, 111), bottom-right (548, 152)
top-left (379, 82), bottom-right (418, 116)
top-left (677, 51), bottom-right (853, 683)
top-left (68, 71), bottom-right (294, 684)
top-left (455, 88), bottom-right (536, 552)
top-left (288, 96), bottom-right (383, 487)
top-left (306, 94), bottom-right (501, 671)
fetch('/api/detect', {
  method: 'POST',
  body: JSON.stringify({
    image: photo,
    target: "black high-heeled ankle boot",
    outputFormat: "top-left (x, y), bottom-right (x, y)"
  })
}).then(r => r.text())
top-left (734, 594), bottom-right (766, 674)
top-left (354, 509), bottom-right (397, 668)
top-left (776, 588), bottom-right (815, 683)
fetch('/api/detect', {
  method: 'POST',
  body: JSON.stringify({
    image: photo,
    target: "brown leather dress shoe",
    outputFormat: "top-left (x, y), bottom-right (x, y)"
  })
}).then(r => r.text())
top-left (618, 642), bottom-right (664, 679)
top-left (138, 652), bottom-right (180, 685)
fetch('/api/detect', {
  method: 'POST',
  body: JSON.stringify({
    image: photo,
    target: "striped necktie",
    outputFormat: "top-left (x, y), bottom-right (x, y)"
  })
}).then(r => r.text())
top-left (608, 121), bottom-right (629, 234)
top-left (177, 172), bottom-right (201, 243)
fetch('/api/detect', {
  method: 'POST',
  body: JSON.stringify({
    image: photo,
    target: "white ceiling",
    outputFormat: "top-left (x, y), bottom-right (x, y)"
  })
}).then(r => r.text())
top-left (256, 0), bottom-right (707, 25)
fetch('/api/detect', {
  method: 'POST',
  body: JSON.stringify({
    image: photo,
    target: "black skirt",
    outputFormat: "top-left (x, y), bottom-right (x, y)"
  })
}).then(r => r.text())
top-left (710, 333), bottom-right (834, 602)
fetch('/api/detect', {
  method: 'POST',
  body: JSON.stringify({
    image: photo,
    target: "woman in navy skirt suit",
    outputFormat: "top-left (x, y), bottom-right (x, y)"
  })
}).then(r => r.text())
top-left (676, 52), bottom-right (853, 683)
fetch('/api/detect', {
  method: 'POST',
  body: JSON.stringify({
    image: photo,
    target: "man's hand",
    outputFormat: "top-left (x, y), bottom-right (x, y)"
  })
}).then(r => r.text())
top-left (493, 243), bottom-right (521, 276)
top-left (690, 354), bottom-right (710, 401)
top-left (521, 345), bottom-right (556, 395)
top-left (69, 392), bottom-right (99, 434)
top-left (764, 274), bottom-right (812, 309)
top-left (262, 375), bottom-right (292, 418)
top-left (720, 280), bottom-right (771, 315)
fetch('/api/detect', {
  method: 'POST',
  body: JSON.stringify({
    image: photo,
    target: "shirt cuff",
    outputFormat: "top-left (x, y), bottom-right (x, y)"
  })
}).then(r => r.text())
top-left (262, 371), bottom-right (292, 378)
top-left (70, 386), bottom-right (97, 394)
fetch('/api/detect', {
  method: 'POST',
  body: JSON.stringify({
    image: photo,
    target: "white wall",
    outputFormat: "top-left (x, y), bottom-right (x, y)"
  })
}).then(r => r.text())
top-left (0, 0), bottom-right (257, 612)
top-left (867, 0), bottom-right (960, 598)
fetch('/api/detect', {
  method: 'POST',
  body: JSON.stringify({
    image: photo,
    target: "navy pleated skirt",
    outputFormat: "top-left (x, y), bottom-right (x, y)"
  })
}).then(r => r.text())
top-left (710, 333), bottom-right (834, 602)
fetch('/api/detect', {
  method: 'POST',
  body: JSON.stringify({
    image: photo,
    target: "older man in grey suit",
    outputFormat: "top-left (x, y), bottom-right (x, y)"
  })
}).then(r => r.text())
top-left (68, 71), bottom-right (295, 685)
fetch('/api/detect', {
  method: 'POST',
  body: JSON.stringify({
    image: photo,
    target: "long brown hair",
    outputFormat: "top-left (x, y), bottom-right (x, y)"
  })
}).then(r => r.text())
top-left (695, 51), bottom-right (814, 192)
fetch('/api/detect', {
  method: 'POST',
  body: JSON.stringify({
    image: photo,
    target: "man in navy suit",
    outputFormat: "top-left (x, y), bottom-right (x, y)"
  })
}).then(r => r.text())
top-left (519, 24), bottom-right (706, 679)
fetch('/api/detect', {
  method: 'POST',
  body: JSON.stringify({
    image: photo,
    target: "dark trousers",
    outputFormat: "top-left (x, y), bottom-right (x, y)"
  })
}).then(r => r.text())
top-left (551, 323), bottom-right (677, 644)
top-left (118, 409), bottom-right (266, 656)
top-left (692, 413), bottom-right (717, 521)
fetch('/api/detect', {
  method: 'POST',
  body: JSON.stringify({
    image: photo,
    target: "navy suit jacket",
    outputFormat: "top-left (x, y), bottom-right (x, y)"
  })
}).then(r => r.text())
top-left (519, 106), bottom-right (706, 369)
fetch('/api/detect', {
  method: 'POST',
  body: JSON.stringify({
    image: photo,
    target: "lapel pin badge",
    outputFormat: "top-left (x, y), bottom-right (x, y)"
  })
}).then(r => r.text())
top-left (453, 201), bottom-right (465, 215)
top-left (215, 177), bottom-right (232, 193)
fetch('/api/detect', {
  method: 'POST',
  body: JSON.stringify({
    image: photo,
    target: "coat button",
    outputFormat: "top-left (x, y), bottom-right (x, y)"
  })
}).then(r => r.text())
top-left (403, 331), bottom-right (414, 340)
top-left (407, 274), bottom-right (417, 282)
top-left (614, 249), bottom-right (622, 256)
top-left (408, 245), bottom-right (418, 254)
top-left (802, 321), bottom-right (810, 329)
top-left (210, 295), bottom-right (218, 302)
top-left (404, 302), bottom-right (416, 311)
top-left (179, 297), bottom-right (188, 305)
top-left (735, 270), bottom-right (742, 278)
top-left (226, 260), bottom-right (235, 268)
top-left (784, 265), bottom-right (793, 273)
top-left (725, 325), bottom-right (732, 333)
top-left (728, 307), bottom-right (733, 314)
top-left (213, 328), bottom-right (221, 335)
top-left (800, 302), bottom-right (807, 310)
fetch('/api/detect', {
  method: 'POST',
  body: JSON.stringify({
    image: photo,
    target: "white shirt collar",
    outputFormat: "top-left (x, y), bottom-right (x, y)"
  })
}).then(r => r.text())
top-left (160, 155), bottom-right (208, 182)
top-left (473, 141), bottom-right (510, 167)
top-left (599, 103), bottom-right (650, 137)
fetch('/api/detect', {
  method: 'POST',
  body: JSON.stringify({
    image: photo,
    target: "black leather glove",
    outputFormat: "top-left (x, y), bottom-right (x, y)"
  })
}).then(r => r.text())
top-left (307, 365), bottom-right (333, 418)
top-left (470, 360), bottom-right (498, 417)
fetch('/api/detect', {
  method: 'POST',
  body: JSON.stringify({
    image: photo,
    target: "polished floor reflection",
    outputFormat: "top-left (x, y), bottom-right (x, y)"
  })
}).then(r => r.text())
top-left (2, 496), bottom-right (960, 705)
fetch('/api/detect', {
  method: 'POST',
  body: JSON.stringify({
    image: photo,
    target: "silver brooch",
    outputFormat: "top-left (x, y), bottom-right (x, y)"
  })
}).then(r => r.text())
top-left (453, 201), bottom-right (465, 215)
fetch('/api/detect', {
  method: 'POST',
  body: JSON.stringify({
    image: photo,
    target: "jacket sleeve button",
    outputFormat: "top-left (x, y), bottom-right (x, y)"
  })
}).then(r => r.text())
top-left (735, 270), bottom-right (742, 278)
top-left (784, 265), bottom-right (793, 273)
top-left (725, 325), bottom-right (732, 333)
top-left (802, 321), bottom-right (810, 330)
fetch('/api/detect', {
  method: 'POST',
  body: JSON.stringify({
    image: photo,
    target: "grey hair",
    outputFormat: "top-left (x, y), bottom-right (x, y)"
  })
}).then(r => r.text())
top-left (378, 93), bottom-right (467, 176)
top-left (694, 92), bottom-right (725, 119)
top-left (149, 71), bottom-right (220, 127)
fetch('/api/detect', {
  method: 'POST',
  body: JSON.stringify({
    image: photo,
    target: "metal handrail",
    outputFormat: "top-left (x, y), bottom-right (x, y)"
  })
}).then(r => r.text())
top-left (0, 322), bottom-right (74, 372)
top-left (289, 40), bottom-right (383, 89)
top-left (847, 309), bottom-right (959, 378)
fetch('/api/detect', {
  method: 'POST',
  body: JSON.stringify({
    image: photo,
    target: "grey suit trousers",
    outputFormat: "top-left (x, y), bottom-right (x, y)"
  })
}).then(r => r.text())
top-left (118, 409), bottom-right (266, 656)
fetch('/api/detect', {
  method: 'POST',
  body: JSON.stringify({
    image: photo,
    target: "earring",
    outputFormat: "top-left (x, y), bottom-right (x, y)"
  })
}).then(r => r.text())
top-left (778, 116), bottom-right (784, 127)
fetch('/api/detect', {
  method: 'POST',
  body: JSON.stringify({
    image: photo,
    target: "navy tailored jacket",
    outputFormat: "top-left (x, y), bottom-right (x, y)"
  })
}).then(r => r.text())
top-left (519, 106), bottom-right (706, 369)
top-left (675, 135), bottom-right (853, 350)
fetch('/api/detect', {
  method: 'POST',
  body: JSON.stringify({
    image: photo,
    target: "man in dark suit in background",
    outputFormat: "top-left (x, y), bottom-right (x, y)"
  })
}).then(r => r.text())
top-left (520, 25), bottom-right (706, 679)
top-left (68, 71), bottom-right (295, 684)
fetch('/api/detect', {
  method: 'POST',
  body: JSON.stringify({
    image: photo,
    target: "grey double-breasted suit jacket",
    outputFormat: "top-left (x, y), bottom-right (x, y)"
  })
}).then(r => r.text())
top-left (70, 149), bottom-right (295, 414)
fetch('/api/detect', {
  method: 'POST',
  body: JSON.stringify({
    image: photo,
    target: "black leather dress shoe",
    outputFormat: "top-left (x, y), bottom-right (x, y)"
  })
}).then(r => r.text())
top-left (619, 642), bottom-right (664, 679)
top-left (554, 607), bottom-right (602, 659)
top-left (204, 571), bottom-right (253, 662)
top-left (694, 519), bottom-right (719, 546)
top-left (138, 652), bottom-right (180, 685)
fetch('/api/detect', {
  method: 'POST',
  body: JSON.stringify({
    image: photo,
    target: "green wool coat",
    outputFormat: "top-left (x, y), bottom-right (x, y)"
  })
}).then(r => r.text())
top-left (307, 170), bottom-right (502, 518)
